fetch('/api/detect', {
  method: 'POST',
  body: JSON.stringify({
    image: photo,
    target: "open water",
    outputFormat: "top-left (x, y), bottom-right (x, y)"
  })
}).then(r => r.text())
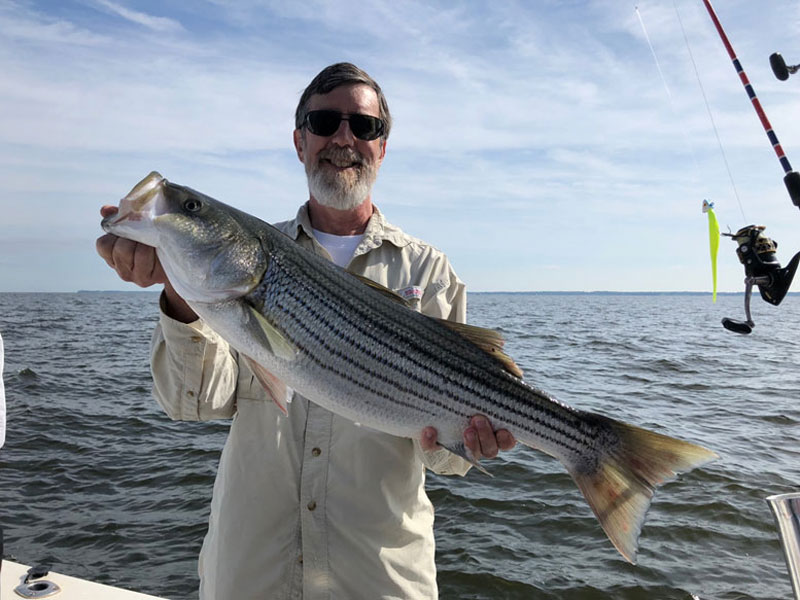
top-left (0, 291), bottom-right (798, 599)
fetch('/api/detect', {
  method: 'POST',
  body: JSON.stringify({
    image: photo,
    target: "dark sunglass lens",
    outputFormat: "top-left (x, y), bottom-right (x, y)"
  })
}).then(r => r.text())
top-left (349, 115), bottom-right (383, 141)
top-left (306, 111), bottom-right (341, 136)
top-left (305, 110), bottom-right (384, 140)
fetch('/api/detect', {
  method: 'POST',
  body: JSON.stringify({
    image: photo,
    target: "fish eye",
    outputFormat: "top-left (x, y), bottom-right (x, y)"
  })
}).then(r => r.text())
top-left (183, 198), bottom-right (202, 213)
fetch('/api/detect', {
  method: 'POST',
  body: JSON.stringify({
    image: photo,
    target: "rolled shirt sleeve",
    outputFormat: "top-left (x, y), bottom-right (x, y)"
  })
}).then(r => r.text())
top-left (150, 292), bottom-right (239, 421)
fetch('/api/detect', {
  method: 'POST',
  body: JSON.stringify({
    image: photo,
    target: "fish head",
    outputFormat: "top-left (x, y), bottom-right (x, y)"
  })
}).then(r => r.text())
top-left (102, 172), bottom-right (268, 303)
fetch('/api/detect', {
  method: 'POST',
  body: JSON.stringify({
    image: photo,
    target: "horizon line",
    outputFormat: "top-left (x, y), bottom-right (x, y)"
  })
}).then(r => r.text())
top-left (0, 289), bottom-right (768, 296)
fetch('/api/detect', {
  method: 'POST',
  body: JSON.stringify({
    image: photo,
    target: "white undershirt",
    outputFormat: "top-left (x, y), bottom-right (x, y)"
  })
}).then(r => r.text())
top-left (312, 228), bottom-right (364, 268)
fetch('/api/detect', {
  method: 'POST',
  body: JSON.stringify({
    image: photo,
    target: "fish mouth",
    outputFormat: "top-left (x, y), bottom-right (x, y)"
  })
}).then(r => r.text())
top-left (102, 172), bottom-right (166, 233)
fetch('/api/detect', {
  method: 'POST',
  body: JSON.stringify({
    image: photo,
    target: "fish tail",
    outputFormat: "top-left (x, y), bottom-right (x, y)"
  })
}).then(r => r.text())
top-left (566, 416), bottom-right (718, 564)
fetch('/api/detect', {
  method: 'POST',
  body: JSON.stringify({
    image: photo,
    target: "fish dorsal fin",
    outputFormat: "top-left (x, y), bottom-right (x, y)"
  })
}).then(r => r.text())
top-left (243, 355), bottom-right (292, 416)
top-left (247, 305), bottom-right (297, 361)
top-left (439, 320), bottom-right (524, 378)
top-left (347, 272), bottom-right (413, 308)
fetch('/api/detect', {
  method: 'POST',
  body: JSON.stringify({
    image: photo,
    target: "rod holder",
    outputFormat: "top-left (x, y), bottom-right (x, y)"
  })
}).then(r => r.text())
top-left (767, 492), bottom-right (800, 600)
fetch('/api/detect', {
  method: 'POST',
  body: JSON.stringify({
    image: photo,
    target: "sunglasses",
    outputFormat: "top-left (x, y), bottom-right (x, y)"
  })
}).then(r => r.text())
top-left (303, 110), bottom-right (385, 141)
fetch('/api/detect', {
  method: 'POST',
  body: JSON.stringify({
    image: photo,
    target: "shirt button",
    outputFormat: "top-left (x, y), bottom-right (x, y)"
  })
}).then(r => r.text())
top-left (190, 335), bottom-right (203, 343)
top-left (311, 447), bottom-right (321, 457)
top-left (307, 500), bottom-right (317, 511)
top-left (187, 390), bottom-right (195, 397)
top-left (298, 554), bottom-right (303, 564)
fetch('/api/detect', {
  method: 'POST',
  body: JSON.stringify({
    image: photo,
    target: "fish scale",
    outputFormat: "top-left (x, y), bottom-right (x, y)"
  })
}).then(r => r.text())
top-left (102, 171), bottom-right (719, 564)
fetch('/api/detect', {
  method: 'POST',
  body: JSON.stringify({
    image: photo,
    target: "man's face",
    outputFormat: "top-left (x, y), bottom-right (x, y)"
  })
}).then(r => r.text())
top-left (294, 83), bottom-right (386, 211)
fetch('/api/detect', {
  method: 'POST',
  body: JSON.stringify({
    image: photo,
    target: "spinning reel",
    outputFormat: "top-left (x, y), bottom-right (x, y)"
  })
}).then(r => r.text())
top-left (721, 225), bottom-right (800, 334)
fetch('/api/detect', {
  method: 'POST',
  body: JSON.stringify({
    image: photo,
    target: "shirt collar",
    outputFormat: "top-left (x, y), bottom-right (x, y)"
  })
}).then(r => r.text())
top-left (285, 202), bottom-right (409, 253)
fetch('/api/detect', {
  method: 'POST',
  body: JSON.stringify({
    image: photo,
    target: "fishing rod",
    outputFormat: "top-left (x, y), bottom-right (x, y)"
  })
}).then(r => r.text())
top-left (700, 0), bottom-right (800, 334)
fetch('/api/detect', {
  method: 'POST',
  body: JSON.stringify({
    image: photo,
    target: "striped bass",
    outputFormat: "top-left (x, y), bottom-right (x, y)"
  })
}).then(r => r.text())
top-left (102, 172), bottom-right (718, 564)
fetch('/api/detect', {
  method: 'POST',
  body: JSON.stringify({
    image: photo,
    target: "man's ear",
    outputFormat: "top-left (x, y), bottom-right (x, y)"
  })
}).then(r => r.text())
top-left (293, 129), bottom-right (305, 163)
top-left (378, 138), bottom-right (387, 164)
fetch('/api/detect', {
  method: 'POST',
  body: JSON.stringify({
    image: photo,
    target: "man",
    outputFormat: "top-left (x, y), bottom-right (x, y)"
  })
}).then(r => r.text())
top-left (97, 63), bottom-right (514, 599)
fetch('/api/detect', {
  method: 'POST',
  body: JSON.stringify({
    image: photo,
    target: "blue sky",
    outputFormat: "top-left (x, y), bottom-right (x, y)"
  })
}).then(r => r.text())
top-left (1, 0), bottom-right (798, 292)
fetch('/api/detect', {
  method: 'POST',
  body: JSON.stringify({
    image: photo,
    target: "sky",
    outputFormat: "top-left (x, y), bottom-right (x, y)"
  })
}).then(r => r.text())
top-left (1, 0), bottom-right (799, 293)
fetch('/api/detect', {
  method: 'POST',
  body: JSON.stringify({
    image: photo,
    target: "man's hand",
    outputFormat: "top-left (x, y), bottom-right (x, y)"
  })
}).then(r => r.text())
top-left (96, 205), bottom-right (166, 287)
top-left (96, 205), bottom-right (198, 323)
top-left (420, 415), bottom-right (516, 459)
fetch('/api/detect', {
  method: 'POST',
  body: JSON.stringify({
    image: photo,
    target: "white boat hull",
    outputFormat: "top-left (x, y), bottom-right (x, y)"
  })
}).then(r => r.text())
top-left (1, 561), bottom-right (167, 599)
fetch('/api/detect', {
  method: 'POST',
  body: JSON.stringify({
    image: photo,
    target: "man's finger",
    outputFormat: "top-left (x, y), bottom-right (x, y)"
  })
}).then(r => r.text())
top-left (100, 205), bottom-right (119, 219)
top-left (96, 233), bottom-right (118, 268)
top-left (464, 426), bottom-right (481, 460)
top-left (111, 236), bottom-right (138, 281)
top-left (134, 242), bottom-right (161, 284)
top-left (496, 430), bottom-right (516, 452)
top-left (473, 416), bottom-right (498, 459)
top-left (420, 426), bottom-right (438, 451)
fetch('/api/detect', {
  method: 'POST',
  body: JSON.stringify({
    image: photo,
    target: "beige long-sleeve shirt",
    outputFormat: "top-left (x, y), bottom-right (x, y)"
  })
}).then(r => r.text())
top-left (150, 204), bottom-right (470, 600)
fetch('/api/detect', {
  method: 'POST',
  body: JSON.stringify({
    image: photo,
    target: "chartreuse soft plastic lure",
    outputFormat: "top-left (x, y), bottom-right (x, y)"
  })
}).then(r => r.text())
top-left (702, 200), bottom-right (720, 302)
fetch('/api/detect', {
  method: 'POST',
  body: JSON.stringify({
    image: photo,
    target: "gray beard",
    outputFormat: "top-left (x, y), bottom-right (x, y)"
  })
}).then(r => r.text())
top-left (305, 149), bottom-right (379, 211)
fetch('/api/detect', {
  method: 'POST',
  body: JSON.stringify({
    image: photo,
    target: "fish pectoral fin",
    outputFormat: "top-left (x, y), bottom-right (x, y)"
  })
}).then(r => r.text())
top-left (346, 272), bottom-right (413, 308)
top-left (243, 355), bottom-right (292, 416)
top-left (438, 321), bottom-right (523, 378)
top-left (247, 306), bottom-right (297, 361)
top-left (437, 441), bottom-right (493, 477)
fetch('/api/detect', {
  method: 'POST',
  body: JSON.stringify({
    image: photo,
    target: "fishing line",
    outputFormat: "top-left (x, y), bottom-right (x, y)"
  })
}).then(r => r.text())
top-left (635, 3), bottom-right (728, 302)
top-left (635, 3), bottom-right (746, 223)
top-left (673, 0), bottom-right (747, 223)
top-left (634, 5), bottom-right (701, 175)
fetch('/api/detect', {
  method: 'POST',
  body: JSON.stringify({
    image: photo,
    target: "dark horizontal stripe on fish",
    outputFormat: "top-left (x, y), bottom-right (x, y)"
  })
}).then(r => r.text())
top-left (253, 257), bottom-right (596, 454)
top-left (275, 255), bottom-right (530, 400)
top-left (262, 254), bottom-right (596, 454)
top-left (274, 282), bottom-right (517, 422)
top-left (277, 302), bottom-right (452, 420)
top-left (278, 258), bottom-right (595, 447)
top-left (271, 285), bottom-right (469, 416)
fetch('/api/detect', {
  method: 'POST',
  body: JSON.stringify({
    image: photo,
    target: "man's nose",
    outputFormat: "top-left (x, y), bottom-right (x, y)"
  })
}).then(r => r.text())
top-left (329, 118), bottom-right (356, 145)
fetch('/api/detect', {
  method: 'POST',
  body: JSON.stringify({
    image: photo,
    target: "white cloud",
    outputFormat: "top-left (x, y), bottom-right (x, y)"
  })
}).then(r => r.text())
top-left (0, 1), bottom-right (108, 45)
top-left (91, 0), bottom-right (184, 33)
top-left (0, 0), bottom-right (798, 292)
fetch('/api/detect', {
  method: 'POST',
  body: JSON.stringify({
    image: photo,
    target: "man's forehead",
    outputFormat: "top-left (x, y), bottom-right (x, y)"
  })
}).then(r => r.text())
top-left (306, 83), bottom-right (380, 114)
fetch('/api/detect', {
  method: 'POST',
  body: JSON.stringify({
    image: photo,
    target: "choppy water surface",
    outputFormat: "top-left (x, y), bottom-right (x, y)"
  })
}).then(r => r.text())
top-left (1, 292), bottom-right (798, 599)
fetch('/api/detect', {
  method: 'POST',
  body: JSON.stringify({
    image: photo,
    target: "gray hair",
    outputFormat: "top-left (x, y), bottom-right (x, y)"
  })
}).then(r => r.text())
top-left (294, 62), bottom-right (392, 141)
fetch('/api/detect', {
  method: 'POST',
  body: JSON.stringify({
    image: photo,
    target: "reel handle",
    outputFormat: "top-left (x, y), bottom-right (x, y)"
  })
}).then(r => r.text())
top-left (722, 280), bottom-right (756, 334)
